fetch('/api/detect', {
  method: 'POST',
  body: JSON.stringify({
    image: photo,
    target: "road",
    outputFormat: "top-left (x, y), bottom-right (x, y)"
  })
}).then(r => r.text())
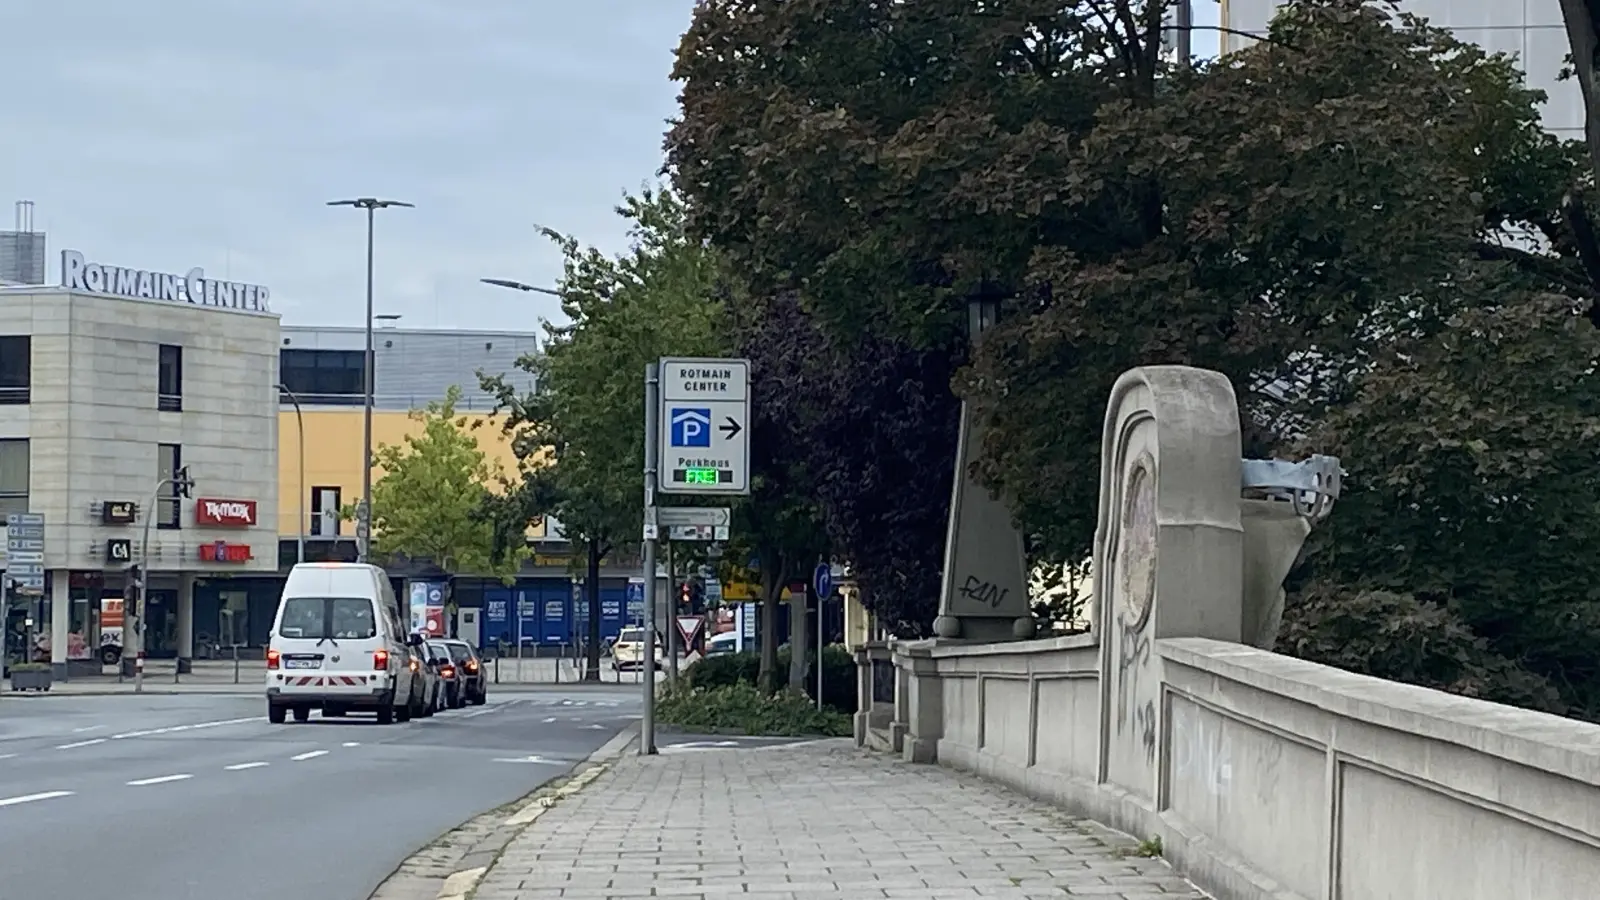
top-left (0, 687), bottom-right (641, 900)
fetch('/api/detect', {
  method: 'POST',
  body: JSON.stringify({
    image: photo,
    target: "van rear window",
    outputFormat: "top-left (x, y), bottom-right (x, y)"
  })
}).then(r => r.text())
top-left (278, 597), bottom-right (377, 640)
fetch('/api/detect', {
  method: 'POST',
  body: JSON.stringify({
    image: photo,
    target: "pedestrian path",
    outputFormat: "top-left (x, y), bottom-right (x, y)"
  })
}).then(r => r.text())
top-left (470, 739), bottom-right (1207, 899)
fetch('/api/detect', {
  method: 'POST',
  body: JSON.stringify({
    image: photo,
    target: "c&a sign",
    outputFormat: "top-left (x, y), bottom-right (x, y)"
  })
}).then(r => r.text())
top-left (196, 498), bottom-right (257, 527)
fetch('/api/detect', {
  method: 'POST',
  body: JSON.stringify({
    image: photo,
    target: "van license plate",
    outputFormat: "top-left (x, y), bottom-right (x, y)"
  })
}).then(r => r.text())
top-left (284, 659), bottom-right (319, 669)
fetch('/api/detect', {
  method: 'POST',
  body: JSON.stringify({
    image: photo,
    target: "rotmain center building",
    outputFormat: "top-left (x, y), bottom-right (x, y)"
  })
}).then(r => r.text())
top-left (0, 250), bottom-right (279, 676)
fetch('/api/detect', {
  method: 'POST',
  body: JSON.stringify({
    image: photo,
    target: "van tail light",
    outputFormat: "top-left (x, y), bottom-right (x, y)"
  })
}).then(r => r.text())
top-left (266, 649), bottom-right (281, 670)
top-left (465, 660), bottom-right (478, 672)
top-left (373, 649), bottom-right (390, 670)
top-left (440, 664), bottom-right (456, 678)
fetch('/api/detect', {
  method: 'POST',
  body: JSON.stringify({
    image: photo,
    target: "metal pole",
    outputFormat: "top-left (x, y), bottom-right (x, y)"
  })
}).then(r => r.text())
top-left (666, 540), bottom-right (679, 682)
top-left (134, 478), bottom-right (167, 694)
top-left (816, 581), bottom-right (824, 711)
top-left (1175, 0), bottom-right (1192, 70)
top-left (359, 205), bottom-right (375, 564)
top-left (640, 362), bottom-right (660, 755)
top-left (280, 385), bottom-right (306, 564)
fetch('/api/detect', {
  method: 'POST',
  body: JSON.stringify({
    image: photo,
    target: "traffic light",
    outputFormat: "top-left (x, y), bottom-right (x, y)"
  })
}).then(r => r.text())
top-left (173, 466), bottom-right (195, 499)
top-left (679, 581), bottom-right (691, 611)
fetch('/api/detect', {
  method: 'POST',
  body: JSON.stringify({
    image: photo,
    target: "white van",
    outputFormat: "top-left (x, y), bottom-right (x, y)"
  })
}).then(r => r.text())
top-left (265, 563), bottom-right (424, 724)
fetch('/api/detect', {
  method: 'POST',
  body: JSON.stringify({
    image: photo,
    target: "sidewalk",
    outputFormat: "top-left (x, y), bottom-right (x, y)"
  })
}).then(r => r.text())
top-left (469, 740), bottom-right (1206, 900)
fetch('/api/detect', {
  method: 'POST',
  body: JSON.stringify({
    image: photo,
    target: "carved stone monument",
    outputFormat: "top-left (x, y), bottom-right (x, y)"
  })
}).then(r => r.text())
top-left (1092, 365), bottom-right (1340, 808)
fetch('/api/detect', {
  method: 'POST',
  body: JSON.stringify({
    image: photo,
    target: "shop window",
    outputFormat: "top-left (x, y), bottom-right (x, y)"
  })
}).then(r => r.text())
top-left (218, 591), bottom-right (248, 648)
top-left (0, 439), bottom-right (27, 517)
top-left (157, 443), bottom-right (181, 529)
top-left (0, 336), bottom-right (29, 405)
top-left (279, 349), bottom-right (365, 406)
top-left (158, 344), bottom-right (183, 411)
top-left (310, 485), bottom-right (342, 536)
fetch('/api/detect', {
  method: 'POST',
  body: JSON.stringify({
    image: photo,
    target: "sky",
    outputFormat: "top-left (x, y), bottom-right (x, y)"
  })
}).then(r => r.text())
top-left (0, 0), bottom-right (697, 331)
top-left (0, 1), bottom-right (1223, 333)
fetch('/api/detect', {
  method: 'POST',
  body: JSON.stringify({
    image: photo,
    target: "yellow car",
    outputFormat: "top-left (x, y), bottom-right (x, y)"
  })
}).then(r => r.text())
top-left (611, 626), bottom-right (664, 671)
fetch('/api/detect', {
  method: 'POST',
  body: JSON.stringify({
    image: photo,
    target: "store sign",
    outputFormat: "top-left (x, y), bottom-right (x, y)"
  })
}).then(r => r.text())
top-left (101, 501), bottom-right (137, 525)
top-left (105, 538), bottom-right (131, 563)
top-left (59, 249), bottom-right (271, 312)
top-left (196, 498), bottom-right (257, 527)
top-left (198, 541), bottom-right (252, 563)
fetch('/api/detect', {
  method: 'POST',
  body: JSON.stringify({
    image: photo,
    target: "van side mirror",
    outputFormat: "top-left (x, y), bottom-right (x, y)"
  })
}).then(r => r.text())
top-left (406, 633), bottom-right (424, 647)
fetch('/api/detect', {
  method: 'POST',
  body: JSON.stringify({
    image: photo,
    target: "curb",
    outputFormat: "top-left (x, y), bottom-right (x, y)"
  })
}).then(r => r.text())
top-left (435, 723), bottom-right (638, 900)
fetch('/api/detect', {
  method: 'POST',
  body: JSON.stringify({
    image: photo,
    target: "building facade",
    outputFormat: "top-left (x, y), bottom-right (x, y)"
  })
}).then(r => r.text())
top-left (0, 249), bottom-right (279, 676)
top-left (1219, 0), bottom-right (1580, 141)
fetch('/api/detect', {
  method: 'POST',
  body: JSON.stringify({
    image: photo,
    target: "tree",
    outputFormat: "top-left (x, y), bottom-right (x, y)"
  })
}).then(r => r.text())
top-left (359, 385), bottom-right (520, 582)
top-left (482, 188), bottom-right (728, 681)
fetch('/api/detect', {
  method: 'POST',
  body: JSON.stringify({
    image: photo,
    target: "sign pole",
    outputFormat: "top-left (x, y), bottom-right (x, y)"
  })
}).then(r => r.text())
top-left (813, 561), bottom-right (832, 711)
top-left (640, 362), bottom-right (660, 755)
top-left (666, 540), bottom-right (679, 682)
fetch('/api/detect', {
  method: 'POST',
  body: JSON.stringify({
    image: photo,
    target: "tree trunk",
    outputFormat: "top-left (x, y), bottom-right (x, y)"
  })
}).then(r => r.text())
top-left (584, 537), bottom-right (604, 682)
top-left (757, 551), bottom-right (786, 694)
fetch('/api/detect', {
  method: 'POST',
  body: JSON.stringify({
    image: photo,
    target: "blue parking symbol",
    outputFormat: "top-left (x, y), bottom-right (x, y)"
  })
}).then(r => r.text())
top-left (670, 408), bottom-right (712, 447)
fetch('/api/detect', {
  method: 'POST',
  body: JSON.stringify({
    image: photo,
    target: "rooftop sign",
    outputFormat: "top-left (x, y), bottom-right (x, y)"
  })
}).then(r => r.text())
top-left (59, 249), bottom-right (270, 313)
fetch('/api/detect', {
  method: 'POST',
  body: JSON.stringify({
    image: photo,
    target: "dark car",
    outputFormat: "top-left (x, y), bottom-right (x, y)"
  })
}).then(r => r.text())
top-left (441, 639), bottom-right (487, 706)
top-left (424, 640), bottom-right (463, 710)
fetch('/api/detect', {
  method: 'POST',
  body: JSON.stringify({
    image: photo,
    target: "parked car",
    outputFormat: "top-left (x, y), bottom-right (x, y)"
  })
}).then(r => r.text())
top-left (265, 562), bottom-right (424, 724)
top-left (407, 642), bottom-right (438, 718)
top-left (705, 631), bottom-right (738, 656)
top-left (440, 639), bottom-right (487, 705)
top-left (425, 639), bottom-right (465, 709)
top-left (611, 626), bottom-right (664, 672)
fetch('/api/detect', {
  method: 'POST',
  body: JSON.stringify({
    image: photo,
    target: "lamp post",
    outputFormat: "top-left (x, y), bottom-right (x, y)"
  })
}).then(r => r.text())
top-left (133, 466), bottom-right (194, 693)
top-left (327, 198), bottom-right (413, 563)
top-left (480, 278), bottom-right (562, 297)
top-left (278, 384), bottom-right (306, 565)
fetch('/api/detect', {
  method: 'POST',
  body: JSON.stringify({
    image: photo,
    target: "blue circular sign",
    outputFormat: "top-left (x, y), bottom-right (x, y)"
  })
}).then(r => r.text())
top-left (813, 563), bottom-right (832, 599)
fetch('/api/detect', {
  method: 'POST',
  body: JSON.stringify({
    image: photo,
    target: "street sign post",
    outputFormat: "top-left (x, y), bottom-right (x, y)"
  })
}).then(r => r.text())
top-left (812, 562), bottom-right (832, 711)
top-left (5, 513), bottom-right (45, 595)
top-left (657, 358), bottom-right (751, 495)
top-left (813, 562), bottom-right (832, 601)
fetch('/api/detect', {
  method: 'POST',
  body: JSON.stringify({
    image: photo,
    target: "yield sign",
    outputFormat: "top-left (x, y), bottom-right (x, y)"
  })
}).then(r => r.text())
top-left (676, 615), bottom-right (705, 649)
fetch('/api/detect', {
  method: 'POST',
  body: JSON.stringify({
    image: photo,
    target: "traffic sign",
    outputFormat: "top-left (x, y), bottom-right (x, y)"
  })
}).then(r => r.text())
top-left (676, 615), bottom-right (705, 650)
top-left (5, 513), bottom-right (45, 594)
top-left (814, 562), bottom-right (832, 600)
top-left (657, 507), bottom-right (731, 527)
top-left (657, 358), bottom-right (751, 495)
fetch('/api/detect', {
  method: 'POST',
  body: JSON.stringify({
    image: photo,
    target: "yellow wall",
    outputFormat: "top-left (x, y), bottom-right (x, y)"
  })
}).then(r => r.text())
top-left (277, 409), bottom-right (536, 538)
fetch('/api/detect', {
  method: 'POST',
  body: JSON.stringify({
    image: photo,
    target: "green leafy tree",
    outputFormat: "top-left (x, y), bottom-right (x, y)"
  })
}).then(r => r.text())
top-left (356, 385), bottom-right (521, 582)
top-left (482, 188), bottom-right (728, 681)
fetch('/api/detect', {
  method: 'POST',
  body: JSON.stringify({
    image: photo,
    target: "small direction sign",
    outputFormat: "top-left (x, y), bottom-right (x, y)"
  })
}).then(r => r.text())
top-left (665, 524), bottom-right (729, 542)
top-left (656, 507), bottom-right (731, 527)
top-left (814, 562), bottom-right (832, 600)
top-left (658, 358), bottom-right (751, 496)
top-left (5, 513), bottom-right (44, 594)
top-left (676, 615), bottom-right (705, 651)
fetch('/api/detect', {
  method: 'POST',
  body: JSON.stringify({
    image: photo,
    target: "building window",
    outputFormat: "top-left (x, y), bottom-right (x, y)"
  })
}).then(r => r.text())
top-left (279, 349), bottom-right (365, 406)
top-left (0, 439), bottom-right (28, 517)
top-left (157, 443), bottom-right (181, 529)
top-left (158, 344), bottom-right (183, 412)
top-left (0, 336), bottom-right (30, 405)
top-left (311, 485), bottom-right (342, 537)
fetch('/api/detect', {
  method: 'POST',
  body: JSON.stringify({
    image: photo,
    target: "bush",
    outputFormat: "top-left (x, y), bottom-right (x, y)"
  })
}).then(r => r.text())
top-left (8, 662), bottom-right (49, 673)
top-left (686, 644), bottom-right (858, 714)
top-left (656, 681), bottom-right (852, 736)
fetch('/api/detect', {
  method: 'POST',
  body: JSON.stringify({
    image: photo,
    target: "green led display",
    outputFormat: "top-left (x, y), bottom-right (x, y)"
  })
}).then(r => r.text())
top-left (683, 467), bottom-right (719, 485)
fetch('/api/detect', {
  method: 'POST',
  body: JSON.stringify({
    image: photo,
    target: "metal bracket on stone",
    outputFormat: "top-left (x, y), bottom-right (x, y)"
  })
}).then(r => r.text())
top-left (1240, 455), bottom-right (1342, 523)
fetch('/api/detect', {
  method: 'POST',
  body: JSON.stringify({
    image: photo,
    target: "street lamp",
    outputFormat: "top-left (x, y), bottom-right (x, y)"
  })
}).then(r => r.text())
top-left (278, 384), bottom-right (306, 565)
top-left (481, 277), bottom-right (563, 297)
top-left (328, 197), bottom-right (413, 563)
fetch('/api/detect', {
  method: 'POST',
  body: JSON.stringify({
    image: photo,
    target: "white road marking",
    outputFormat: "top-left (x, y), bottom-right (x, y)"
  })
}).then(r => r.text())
top-left (461, 706), bottom-right (498, 718)
top-left (341, 742), bottom-right (360, 747)
top-left (491, 755), bottom-right (572, 765)
top-left (110, 716), bottom-right (260, 741)
top-left (224, 762), bottom-right (269, 771)
top-left (0, 753), bottom-right (16, 760)
top-left (0, 790), bottom-right (73, 807)
top-left (71, 725), bottom-right (104, 733)
top-left (127, 774), bottom-right (192, 786)
top-left (289, 750), bottom-right (328, 761)
top-left (541, 717), bottom-right (557, 724)
top-left (54, 738), bottom-right (107, 750)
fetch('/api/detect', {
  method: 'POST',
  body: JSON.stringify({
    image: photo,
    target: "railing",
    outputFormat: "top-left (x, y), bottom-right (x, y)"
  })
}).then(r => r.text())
top-left (157, 393), bottom-right (182, 412)
top-left (276, 390), bottom-right (514, 411)
top-left (0, 386), bottom-right (29, 404)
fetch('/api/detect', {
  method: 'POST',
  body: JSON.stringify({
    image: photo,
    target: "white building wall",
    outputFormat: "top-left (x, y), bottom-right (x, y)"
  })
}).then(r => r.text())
top-left (0, 287), bottom-right (279, 575)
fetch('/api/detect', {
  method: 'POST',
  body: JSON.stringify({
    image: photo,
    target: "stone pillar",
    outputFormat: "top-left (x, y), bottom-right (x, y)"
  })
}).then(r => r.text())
top-left (931, 400), bottom-right (1034, 642)
top-left (897, 643), bottom-right (943, 764)
top-left (49, 570), bottom-right (69, 680)
top-left (1094, 367), bottom-right (1245, 815)
top-left (176, 572), bottom-right (196, 674)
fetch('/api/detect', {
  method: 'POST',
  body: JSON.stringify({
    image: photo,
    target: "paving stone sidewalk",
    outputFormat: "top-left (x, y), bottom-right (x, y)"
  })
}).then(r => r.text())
top-left (471, 739), bottom-right (1206, 899)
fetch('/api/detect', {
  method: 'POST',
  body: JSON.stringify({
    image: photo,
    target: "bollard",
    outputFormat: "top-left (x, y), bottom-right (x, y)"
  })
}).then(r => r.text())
top-left (232, 644), bottom-right (240, 685)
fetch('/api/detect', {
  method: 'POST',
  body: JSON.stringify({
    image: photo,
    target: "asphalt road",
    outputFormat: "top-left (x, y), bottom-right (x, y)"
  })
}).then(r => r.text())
top-left (0, 687), bottom-right (641, 900)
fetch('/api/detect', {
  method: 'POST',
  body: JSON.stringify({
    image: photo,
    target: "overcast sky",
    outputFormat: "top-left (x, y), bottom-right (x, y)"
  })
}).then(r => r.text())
top-left (0, 1), bottom-right (1223, 332)
top-left (0, 0), bottom-right (696, 331)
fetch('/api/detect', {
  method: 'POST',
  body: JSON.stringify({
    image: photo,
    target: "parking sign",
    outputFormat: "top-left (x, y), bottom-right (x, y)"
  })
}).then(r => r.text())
top-left (670, 408), bottom-right (712, 447)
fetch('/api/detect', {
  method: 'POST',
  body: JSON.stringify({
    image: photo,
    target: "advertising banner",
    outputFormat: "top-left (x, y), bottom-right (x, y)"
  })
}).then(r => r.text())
top-left (408, 581), bottom-right (447, 637)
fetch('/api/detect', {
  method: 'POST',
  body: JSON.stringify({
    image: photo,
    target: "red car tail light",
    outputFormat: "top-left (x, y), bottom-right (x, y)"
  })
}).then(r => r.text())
top-left (266, 649), bottom-right (281, 670)
top-left (373, 648), bottom-right (390, 670)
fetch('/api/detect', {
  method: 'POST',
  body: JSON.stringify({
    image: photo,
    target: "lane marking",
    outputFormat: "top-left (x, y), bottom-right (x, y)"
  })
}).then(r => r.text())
top-left (224, 762), bottom-right (269, 771)
top-left (541, 717), bottom-right (557, 724)
top-left (71, 725), bottom-right (104, 733)
top-left (0, 790), bottom-right (73, 807)
top-left (127, 774), bottom-right (192, 786)
top-left (341, 742), bottom-right (360, 747)
top-left (55, 738), bottom-right (107, 750)
top-left (110, 716), bottom-right (261, 741)
top-left (461, 707), bottom-right (498, 718)
top-left (491, 755), bottom-right (573, 765)
top-left (0, 753), bottom-right (16, 760)
top-left (290, 750), bottom-right (328, 761)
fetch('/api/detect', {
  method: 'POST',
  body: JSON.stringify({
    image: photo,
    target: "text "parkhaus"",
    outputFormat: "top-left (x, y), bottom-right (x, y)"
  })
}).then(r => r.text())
top-left (59, 249), bottom-right (271, 313)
